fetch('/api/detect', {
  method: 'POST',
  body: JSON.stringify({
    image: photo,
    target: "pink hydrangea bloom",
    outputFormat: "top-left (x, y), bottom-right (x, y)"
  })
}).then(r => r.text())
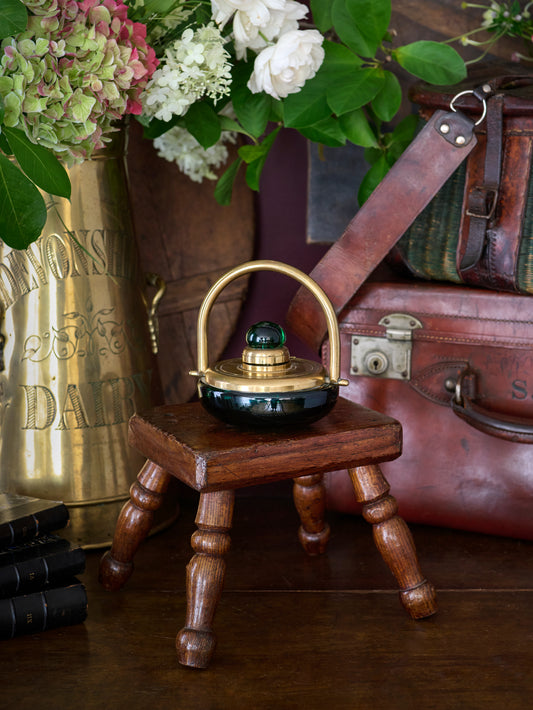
top-left (0, 0), bottom-right (158, 160)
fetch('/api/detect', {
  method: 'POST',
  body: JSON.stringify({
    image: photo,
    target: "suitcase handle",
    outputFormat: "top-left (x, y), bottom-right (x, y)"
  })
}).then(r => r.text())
top-left (451, 369), bottom-right (533, 444)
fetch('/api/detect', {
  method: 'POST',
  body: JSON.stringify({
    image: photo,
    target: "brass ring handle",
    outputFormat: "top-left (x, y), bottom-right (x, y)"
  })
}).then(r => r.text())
top-left (450, 89), bottom-right (487, 126)
top-left (194, 260), bottom-right (343, 383)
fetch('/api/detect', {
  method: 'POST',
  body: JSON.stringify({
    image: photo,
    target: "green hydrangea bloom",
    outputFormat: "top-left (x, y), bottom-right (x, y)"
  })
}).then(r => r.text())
top-left (0, 0), bottom-right (158, 161)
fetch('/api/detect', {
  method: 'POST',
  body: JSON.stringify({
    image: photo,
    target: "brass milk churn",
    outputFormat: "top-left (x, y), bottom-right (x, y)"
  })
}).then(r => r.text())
top-left (0, 129), bottom-right (165, 548)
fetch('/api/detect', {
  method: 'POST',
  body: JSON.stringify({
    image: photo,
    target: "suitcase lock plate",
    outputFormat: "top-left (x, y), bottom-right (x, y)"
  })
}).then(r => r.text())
top-left (350, 313), bottom-right (422, 380)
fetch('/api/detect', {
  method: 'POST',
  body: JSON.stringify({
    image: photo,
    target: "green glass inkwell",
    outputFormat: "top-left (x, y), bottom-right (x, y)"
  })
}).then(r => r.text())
top-left (190, 260), bottom-right (348, 428)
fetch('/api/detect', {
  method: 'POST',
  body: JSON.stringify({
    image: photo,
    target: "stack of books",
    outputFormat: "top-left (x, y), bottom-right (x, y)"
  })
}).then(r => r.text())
top-left (0, 493), bottom-right (88, 640)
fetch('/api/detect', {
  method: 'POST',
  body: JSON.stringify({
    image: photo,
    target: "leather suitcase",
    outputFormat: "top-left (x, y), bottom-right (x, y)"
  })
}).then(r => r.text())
top-left (286, 76), bottom-right (533, 539)
top-left (322, 279), bottom-right (533, 539)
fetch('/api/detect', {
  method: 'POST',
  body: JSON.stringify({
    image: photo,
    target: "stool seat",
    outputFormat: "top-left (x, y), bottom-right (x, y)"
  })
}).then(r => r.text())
top-left (128, 398), bottom-right (402, 491)
top-left (100, 397), bottom-right (437, 669)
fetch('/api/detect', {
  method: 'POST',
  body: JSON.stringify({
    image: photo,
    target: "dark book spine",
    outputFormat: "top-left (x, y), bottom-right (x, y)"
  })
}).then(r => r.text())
top-left (0, 582), bottom-right (88, 639)
top-left (0, 535), bottom-right (71, 567)
top-left (0, 503), bottom-right (69, 548)
top-left (0, 547), bottom-right (86, 598)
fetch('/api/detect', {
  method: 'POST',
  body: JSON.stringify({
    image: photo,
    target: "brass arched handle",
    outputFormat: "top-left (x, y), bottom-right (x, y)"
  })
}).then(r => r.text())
top-left (193, 260), bottom-right (345, 384)
top-left (143, 273), bottom-right (166, 355)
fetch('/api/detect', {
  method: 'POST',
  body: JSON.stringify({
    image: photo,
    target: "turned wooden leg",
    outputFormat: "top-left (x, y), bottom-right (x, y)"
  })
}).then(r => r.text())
top-left (292, 473), bottom-right (331, 555)
top-left (348, 464), bottom-right (437, 620)
top-left (176, 489), bottom-right (235, 669)
top-left (99, 460), bottom-right (171, 591)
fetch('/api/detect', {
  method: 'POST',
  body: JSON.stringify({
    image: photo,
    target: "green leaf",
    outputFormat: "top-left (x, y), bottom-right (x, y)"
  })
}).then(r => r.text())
top-left (238, 143), bottom-right (265, 164)
top-left (239, 127), bottom-right (280, 191)
top-left (0, 154), bottom-right (47, 249)
top-left (282, 72), bottom-right (331, 128)
top-left (0, 0), bottom-right (27, 40)
top-left (231, 61), bottom-right (272, 138)
top-left (331, 0), bottom-right (375, 57)
top-left (389, 113), bottom-right (419, 146)
top-left (371, 70), bottom-right (402, 122)
top-left (0, 132), bottom-right (11, 154)
top-left (310, 0), bottom-right (333, 32)
top-left (184, 102), bottom-right (221, 149)
top-left (219, 115), bottom-right (247, 135)
top-left (142, 115), bottom-right (184, 140)
top-left (238, 127), bottom-right (280, 164)
top-left (194, 2), bottom-right (211, 25)
top-left (328, 67), bottom-right (384, 116)
top-left (245, 160), bottom-right (264, 192)
top-left (141, 0), bottom-right (177, 14)
top-left (269, 99), bottom-right (284, 123)
top-left (3, 127), bottom-right (71, 199)
top-left (393, 41), bottom-right (467, 85)
top-left (232, 87), bottom-right (272, 138)
top-left (364, 146), bottom-right (382, 164)
top-left (384, 114), bottom-right (419, 164)
top-left (357, 153), bottom-right (389, 205)
top-left (345, 0), bottom-right (391, 50)
top-left (214, 157), bottom-right (243, 206)
top-left (0, 94), bottom-right (4, 124)
top-left (339, 109), bottom-right (377, 148)
top-left (318, 40), bottom-right (364, 78)
top-left (298, 117), bottom-right (346, 147)
top-left (283, 41), bottom-right (363, 126)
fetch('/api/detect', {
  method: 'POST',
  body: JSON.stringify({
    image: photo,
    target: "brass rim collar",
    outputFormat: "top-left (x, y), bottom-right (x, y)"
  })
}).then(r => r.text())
top-left (202, 357), bottom-right (331, 393)
top-left (242, 345), bottom-right (290, 367)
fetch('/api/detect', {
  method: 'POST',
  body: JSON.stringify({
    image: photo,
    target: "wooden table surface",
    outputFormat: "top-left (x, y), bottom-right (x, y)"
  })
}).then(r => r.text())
top-left (1, 489), bottom-right (532, 710)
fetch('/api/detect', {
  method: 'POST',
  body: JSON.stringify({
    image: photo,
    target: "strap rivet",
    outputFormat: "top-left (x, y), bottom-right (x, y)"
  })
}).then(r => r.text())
top-left (482, 83), bottom-right (491, 93)
top-left (455, 135), bottom-right (466, 145)
top-left (439, 123), bottom-right (450, 134)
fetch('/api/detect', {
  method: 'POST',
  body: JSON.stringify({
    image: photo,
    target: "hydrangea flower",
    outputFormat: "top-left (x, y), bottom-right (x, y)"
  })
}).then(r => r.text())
top-left (142, 23), bottom-right (232, 121)
top-left (0, 0), bottom-right (158, 161)
top-left (153, 125), bottom-right (236, 182)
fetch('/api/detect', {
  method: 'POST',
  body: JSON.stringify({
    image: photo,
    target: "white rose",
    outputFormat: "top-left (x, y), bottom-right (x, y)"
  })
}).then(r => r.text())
top-left (247, 29), bottom-right (325, 100)
top-left (233, 1), bottom-right (308, 59)
top-left (211, 0), bottom-right (286, 29)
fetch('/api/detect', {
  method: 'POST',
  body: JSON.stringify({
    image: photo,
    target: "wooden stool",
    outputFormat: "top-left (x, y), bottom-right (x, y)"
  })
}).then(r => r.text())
top-left (99, 398), bottom-right (437, 668)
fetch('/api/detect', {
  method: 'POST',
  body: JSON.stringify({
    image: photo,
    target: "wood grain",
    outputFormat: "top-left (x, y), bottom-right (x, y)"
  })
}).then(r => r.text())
top-left (1, 497), bottom-right (532, 710)
top-left (126, 121), bottom-right (255, 405)
top-left (127, 398), bottom-right (402, 491)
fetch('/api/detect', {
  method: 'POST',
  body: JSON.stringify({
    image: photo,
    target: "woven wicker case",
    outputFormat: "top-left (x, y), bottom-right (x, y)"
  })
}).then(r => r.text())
top-left (390, 67), bottom-right (533, 294)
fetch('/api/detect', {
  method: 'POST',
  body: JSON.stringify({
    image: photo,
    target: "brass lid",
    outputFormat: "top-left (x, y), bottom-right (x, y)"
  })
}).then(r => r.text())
top-left (201, 321), bottom-right (330, 393)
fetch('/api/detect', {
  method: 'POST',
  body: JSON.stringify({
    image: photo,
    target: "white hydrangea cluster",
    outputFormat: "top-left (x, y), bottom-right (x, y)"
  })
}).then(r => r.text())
top-left (142, 23), bottom-right (232, 121)
top-left (153, 125), bottom-right (237, 182)
top-left (139, 1), bottom-right (325, 184)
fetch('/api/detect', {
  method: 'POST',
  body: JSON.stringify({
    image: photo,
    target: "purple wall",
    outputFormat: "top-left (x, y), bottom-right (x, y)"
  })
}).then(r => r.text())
top-left (224, 128), bottom-right (329, 361)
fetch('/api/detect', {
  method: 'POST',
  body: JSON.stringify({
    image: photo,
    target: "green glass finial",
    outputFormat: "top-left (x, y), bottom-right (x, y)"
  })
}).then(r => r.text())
top-left (245, 321), bottom-right (286, 349)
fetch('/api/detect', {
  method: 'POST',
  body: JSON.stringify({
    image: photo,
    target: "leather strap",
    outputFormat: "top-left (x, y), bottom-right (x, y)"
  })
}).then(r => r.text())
top-left (459, 94), bottom-right (504, 273)
top-left (459, 112), bottom-right (533, 292)
top-left (287, 109), bottom-right (478, 352)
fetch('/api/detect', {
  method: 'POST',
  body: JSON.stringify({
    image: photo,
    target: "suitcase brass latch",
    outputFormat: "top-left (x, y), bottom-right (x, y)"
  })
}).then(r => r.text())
top-left (350, 313), bottom-right (423, 380)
